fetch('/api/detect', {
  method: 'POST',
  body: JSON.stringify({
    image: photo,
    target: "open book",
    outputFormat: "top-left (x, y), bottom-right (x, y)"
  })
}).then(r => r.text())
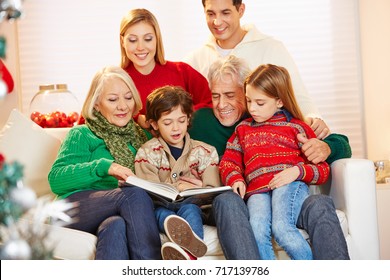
top-left (119, 176), bottom-right (232, 207)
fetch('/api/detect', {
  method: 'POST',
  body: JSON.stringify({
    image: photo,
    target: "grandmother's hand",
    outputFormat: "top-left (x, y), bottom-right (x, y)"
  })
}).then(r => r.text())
top-left (109, 162), bottom-right (135, 181)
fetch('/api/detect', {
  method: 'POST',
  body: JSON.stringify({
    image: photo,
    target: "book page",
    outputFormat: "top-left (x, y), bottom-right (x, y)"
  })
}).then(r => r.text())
top-left (125, 176), bottom-right (179, 200)
top-left (179, 185), bottom-right (232, 197)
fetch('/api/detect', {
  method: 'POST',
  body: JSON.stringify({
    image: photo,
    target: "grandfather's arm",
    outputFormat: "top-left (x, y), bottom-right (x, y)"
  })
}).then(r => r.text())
top-left (299, 133), bottom-right (352, 164)
top-left (323, 133), bottom-right (352, 164)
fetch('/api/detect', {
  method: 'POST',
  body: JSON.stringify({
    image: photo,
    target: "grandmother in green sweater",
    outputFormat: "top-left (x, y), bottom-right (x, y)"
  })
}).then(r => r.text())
top-left (188, 55), bottom-right (351, 259)
top-left (48, 66), bottom-right (161, 260)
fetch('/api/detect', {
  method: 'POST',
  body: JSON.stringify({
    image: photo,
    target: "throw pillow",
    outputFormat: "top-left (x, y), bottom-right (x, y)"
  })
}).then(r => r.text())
top-left (0, 109), bottom-right (61, 197)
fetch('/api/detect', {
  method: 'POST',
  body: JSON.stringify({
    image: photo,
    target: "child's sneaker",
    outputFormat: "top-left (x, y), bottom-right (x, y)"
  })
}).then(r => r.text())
top-left (161, 242), bottom-right (196, 260)
top-left (163, 215), bottom-right (207, 258)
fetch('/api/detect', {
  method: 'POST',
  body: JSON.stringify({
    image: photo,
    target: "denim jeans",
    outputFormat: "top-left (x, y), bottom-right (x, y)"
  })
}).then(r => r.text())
top-left (209, 191), bottom-right (349, 260)
top-left (297, 194), bottom-right (350, 260)
top-left (208, 191), bottom-right (260, 259)
top-left (247, 181), bottom-right (312, 260)
top-left (65, 186), bottom-right (162, 260)
top-left (155, 204), bottom-right (204, 239)
top-left (95, 216), bottom-right (129, 259)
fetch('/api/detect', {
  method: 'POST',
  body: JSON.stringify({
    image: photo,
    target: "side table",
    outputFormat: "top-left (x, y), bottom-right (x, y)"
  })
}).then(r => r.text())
top-left (376, 183), bottom-right (390, 259)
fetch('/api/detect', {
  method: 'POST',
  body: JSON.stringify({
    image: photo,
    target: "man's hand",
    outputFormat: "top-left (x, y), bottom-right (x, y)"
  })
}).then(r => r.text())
top-left (308, 118), bottom-right (330, 139)
top-left (297, 133), bottom-right (331, 164)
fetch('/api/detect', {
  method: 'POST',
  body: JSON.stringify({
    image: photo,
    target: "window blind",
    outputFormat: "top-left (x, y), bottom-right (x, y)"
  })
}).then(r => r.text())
top-left (16, 0), bottom-right (365, 158)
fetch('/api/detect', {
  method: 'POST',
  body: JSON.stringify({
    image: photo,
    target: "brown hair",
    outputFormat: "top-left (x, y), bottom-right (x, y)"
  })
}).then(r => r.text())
top-left (119, 9), bottom-right (166, 69)
top-left (202, 0), bottom-right (242, 11)
top-left (146, 86), bottom-right (194, 130)
top-left (244, 64), bottom-right (305, 121)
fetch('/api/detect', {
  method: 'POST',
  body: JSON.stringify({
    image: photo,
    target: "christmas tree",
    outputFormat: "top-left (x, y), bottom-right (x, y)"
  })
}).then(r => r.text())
top-left (0, 153), bottom-right (74, 259)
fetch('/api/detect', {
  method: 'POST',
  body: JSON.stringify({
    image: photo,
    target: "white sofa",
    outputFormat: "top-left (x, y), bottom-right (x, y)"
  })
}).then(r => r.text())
top-left (0, 110), bottom-right (380, 260)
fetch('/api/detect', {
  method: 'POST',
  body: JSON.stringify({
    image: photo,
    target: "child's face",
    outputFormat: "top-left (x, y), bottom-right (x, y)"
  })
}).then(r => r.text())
top-left (151, 106), bottom-right (189, 148)
top-left (245, 85), bottom-right (283, 123)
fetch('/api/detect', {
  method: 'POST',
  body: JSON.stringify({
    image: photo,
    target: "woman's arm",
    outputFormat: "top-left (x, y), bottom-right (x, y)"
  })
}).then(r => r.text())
top-left (48, 127), bottom-right (114, 196)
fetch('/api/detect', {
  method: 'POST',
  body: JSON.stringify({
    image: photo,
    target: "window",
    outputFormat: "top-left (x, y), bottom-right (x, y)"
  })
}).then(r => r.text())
top-left (17, 0), bottom-right (365, 158)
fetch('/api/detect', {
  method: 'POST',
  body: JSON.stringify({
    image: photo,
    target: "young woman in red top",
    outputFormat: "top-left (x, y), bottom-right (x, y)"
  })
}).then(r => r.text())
top-left (219, 64), bottom-right (330, 260)
top-left (119, 9), bottom-right (212, 128)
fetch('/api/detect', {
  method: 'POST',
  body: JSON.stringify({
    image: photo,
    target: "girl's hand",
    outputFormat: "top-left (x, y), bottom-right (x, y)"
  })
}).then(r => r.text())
top-left (108, 162), bottom-right (135, 182)
top-left (231, 181), bottom-right (246, 198)
top-left (268, 166), bottom-right (299, 190)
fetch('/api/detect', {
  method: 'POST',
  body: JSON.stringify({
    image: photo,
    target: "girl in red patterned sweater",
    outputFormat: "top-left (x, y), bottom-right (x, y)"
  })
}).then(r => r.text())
top-left (219, 64), bottom-right (330, 260)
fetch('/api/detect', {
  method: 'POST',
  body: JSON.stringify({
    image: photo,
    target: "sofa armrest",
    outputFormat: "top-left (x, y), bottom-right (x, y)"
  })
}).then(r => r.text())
top-left (329, 158), bottom-right (380, 259)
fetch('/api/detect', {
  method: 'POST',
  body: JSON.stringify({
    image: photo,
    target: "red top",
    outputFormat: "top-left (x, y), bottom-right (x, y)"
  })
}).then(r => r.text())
top-left (124, 61), bottom-right (212, 115)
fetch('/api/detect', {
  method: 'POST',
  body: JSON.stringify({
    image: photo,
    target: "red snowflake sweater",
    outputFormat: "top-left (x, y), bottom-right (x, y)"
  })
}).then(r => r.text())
top-left (219, 110), bottom-right (330, 199)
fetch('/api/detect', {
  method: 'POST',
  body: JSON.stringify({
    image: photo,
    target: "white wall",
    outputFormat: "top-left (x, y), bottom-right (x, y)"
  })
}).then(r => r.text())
top-left (359, 0), bottom-right (390, 161)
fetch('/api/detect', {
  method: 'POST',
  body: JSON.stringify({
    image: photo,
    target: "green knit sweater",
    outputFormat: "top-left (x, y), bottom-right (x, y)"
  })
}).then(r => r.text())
top-left (48, 125), bottom-right (151, 199)
top-left (189, 108), bottom-right (352, 164)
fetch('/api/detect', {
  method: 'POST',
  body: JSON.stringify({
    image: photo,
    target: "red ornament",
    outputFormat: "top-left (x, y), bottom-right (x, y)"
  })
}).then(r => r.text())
top-left (0, 59), bottom-right (14, 94)
top-left (67, 111), bottom-right (79, 124)
top-left (0, 153), bottom-right (5, 166)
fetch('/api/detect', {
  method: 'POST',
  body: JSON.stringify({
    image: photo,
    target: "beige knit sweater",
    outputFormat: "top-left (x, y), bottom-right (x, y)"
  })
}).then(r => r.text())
top-left (134, 133), bottom-right (221, 189)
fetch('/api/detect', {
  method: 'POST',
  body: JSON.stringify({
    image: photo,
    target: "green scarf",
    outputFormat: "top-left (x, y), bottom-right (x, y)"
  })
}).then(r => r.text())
top-left (86, 110), bottom-right (148, 171)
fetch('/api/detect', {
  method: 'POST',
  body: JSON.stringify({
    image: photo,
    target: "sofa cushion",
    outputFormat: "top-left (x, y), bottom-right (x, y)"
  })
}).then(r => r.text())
top-left (0, 109), bottom-right (61, 197)
top-left (44, 224), bottom-right (97, 260)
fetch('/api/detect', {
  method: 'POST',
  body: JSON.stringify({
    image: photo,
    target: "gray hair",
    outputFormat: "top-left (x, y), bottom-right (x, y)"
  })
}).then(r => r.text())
top-left (207, 55), bottom-right (250, 88)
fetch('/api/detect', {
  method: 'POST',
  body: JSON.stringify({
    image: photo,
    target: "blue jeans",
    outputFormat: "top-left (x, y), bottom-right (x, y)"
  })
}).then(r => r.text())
top-left (155, 204), bottom-right (204, 239)
top-left (65, 186), bottom-right (161, 260)
top-left (209, 191), bottom-right (349, 260)
top-left (209, 191), bottom-right (260, 259)
top-left (247, 181), bottom-right (312, 260)
top-left (297, 194), bottom-right (350, 260)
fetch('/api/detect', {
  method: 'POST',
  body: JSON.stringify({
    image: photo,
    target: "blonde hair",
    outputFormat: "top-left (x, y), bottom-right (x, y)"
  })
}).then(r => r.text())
top-left (119, 9), bottom-right (166, 69)
top-left (244, 64), bottom-right (305, 121)
top-left (81, 66), bottom-right (142, 120)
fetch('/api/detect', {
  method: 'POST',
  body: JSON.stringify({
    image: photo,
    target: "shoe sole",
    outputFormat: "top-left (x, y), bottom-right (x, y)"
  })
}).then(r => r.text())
top-left (164, 216), bottom-right (207, 257)
top-left (161, 242), bottom-right (190, 260)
